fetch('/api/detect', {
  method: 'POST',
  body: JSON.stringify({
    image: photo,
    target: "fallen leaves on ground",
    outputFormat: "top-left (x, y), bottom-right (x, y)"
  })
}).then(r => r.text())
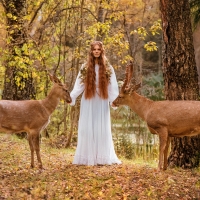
top-left (0, 134), bottom-right (200, 200)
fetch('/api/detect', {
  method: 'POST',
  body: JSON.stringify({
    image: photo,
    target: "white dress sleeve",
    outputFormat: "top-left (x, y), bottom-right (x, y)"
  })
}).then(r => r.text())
top-left (108, 65), bottom-right (119, 108)
top-left (70, 67), bottom-right (85, 106)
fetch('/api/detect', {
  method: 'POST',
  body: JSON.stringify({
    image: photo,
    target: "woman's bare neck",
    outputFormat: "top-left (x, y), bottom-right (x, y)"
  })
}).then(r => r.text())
top-left (95, 58), bottom-right (98, 64)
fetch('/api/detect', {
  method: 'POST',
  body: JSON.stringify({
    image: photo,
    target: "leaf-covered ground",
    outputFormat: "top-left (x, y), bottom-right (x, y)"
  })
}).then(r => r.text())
top-left (0, 134), bottom-right (200, 200)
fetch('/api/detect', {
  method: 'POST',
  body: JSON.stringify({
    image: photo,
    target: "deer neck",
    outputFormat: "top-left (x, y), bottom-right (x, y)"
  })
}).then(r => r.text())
top-left (41, 87), bottom-right (60, 115)
top-left (128, 92), bottom-right (153, 120)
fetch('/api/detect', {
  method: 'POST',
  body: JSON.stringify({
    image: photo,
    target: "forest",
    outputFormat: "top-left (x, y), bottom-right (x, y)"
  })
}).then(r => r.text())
top-left (0, 0), bottom-right (200, 199)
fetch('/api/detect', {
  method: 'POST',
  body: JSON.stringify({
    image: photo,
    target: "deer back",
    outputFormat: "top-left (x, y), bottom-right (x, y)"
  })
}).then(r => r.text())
top-left (0, 74), bottom-right (72, 134)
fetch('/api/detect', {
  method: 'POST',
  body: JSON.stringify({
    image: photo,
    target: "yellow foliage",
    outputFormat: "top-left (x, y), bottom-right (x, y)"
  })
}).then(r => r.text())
top-left (32, 71), bottom-right (37, 78)
top-left (6, 13), bottom-right (12, 19)
top-left (144, 41), bottom-right (158, 51)
top-left (149, 20), bottom-right (162, 35)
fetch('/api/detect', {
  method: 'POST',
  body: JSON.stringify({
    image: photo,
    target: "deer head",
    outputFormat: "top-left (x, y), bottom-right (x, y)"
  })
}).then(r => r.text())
top-left (49, 74), bottom-right (72, 103)
top-left (113, 61), bottom-right (141, 107)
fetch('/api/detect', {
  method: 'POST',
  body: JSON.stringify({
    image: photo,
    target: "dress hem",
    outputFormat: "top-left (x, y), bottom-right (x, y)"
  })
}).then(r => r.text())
top-left (72, 155), bottom-right (122, 166)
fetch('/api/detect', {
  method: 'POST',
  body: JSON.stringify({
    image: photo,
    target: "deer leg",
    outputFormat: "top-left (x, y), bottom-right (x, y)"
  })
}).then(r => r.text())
top-left (158, 128), bottom-right (168, 171)
top-left (28, 134), bottom-right (34, 168)
top-left (163, 137), bottom-right (171, 170)
top-left (32, 133), bottom-right (43, 169)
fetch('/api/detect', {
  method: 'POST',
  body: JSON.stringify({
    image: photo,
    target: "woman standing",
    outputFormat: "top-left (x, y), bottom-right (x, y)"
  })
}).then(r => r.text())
top-left (70, 41), bottom-right (121, 165)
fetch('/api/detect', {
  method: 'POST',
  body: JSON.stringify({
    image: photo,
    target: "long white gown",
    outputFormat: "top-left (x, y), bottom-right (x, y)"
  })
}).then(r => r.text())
top-left (70, 64), bottom-right (121, 165)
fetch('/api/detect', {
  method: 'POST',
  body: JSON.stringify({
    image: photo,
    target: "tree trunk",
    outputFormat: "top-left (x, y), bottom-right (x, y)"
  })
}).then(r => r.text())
top-left (96, 0), bottom-right (108, 41)
top-left (193, 24), bottom-right (200, 89)
top-left (1, 0), bottom-right (35, 138)
top-left (2, 0), bottom-right (35, 100)
top-left (160, 0), bottom-right (200, 168)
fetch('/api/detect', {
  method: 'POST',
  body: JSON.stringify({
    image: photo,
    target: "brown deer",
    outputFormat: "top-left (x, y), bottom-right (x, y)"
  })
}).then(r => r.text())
top-left (113, 61), bottom-right (200, 170)
top-left (0, 74), bottom-right (72, 169)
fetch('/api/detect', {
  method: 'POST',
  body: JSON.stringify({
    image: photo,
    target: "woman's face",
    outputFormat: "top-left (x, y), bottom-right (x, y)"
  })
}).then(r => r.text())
top-left (92, 44), bottom-right (102, 58)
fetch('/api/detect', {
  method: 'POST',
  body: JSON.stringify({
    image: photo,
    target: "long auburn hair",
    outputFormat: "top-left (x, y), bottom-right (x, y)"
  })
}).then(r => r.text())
top-left (84, 41), bottom-right (109, 99)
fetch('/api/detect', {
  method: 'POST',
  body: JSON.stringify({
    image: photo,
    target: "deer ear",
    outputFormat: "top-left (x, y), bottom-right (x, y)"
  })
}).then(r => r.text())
top-left (129, 82), bottom-right (141, 94)
top-left (49, 74), bottom-right (62, 84)
top-left (53, 74), bottom-right (62, 84)
top-left (49, 74), bottom-right (54, 82)
top-left (135, 83), bottom-right (141, 90)
top-left (124, 86), bottom-right (131, 94)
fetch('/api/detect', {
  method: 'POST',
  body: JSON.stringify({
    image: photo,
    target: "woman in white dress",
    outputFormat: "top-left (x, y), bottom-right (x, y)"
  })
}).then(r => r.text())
top-left (70, 41), bottom-right (121, 165)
